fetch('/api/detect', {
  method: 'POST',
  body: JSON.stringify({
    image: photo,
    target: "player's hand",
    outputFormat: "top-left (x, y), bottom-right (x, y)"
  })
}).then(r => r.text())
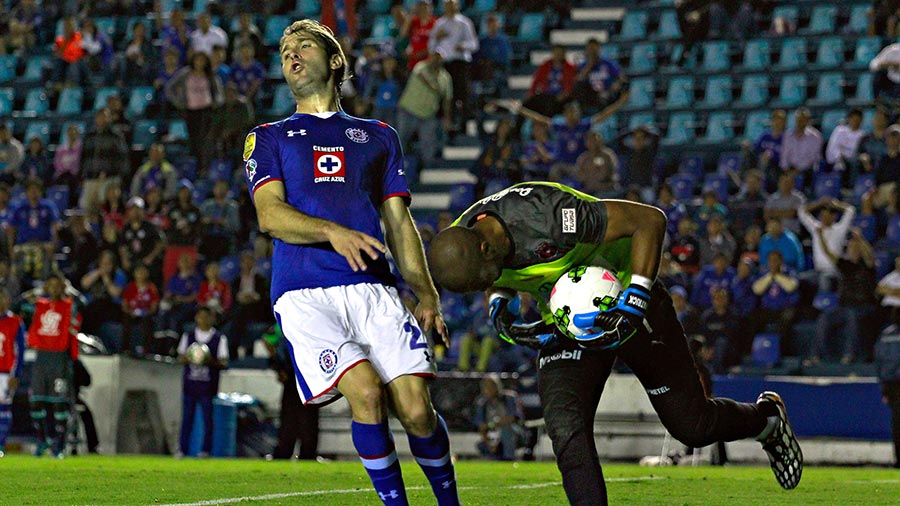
top-left (415, 294), bottom-right (449, 347)
top-left (325, 226), bottom-right (387, 272)
top-left (488, 291), bottom-right (557, 349)
top-left (572, 284), bottom-right (650, 349)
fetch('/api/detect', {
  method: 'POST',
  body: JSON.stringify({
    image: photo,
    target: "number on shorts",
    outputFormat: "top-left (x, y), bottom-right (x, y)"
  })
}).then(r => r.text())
top-left (404, 321), bottom-right (427, 350)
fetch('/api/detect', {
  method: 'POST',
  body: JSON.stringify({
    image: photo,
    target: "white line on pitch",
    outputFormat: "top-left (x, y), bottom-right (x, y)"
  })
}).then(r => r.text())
top-left (156, 477), bottom-right (665, 506)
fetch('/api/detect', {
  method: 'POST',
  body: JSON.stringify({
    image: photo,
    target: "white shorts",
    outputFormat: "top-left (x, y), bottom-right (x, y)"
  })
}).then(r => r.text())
top-left (0, 373), bottom-right (10, 404)
top-left (274, 283), bottom-right (436, 405)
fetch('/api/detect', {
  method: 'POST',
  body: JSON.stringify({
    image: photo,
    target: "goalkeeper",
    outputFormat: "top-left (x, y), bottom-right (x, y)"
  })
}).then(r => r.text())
top-left (427, 182), bottom-right (803, 505)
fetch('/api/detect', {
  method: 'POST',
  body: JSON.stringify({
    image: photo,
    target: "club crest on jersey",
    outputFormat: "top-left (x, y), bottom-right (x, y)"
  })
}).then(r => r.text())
top-left (345, 128), bottom-right (369, 143)
top-left (313, 146), bottom-right (346, 183)
top-left (242, 132), bottom-right (256, 161)
top-left (319, 349), bottom-right (338, 374)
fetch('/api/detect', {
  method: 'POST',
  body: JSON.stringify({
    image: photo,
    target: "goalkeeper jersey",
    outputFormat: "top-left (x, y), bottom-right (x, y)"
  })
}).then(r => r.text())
top-left (451, 182), bottom-right (634, 309)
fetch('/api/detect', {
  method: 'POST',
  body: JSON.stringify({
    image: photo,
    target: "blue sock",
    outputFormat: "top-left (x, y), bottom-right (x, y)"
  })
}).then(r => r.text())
top-left (0, 404), bottom-right (11, 447)
top-left (351, 420), bottom-right (408, 506)
top-left (407, 413), bottom-right (460, 506)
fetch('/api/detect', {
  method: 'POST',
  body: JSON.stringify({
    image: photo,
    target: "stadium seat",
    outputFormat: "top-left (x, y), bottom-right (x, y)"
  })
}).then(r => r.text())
top-left (93, 87), bottom-right (120, 111)
top-left (449, 183), bottom-right (476, 211)
top-left (667, 174), bottom-right (695, 200)
top-left (0, 55), bottom-right (16, 83)
top-left (628, 43), bottom-right (656, 75)
top-left (678, 154), bottom-right (704, 182)
top-left (697, 75), bottom-right (731, 109)
top-left (820, 109), bottom-right (846, 139)
top-left (803, 5), bottom-right (837, 34)
top-left (264, 16), bottom-right (292, 46)
top-left (812, 291), bottom-right (839, 312)
top-left (863, 108), bottom-right (876, 131)
top-left (593, 116), bottom-right (617, 143)
top-left (22, 56), bottom-right (48, 82)
top-left (717, 152), bottom-right (741, 176)
top-left (853, 37), bottom-right (882, 68)
top-left (751, 333), bottom-right (780, 368)
top-left (733, 74), bottom-right (768, 108)
top-left (848, 72), bottom-right (874, 106)
top-left (127, 86), bottom-right (154, 118)
top-left (700, 111), bottom-right (734, 144)
top-left (218, 255), bottom-right (240, 284)
top-left (809, 72), bottom-right (844, 106)
top-left (655, 10), bottom-right (681, 40)
top-left (848, 4), bottom-right (870, 34)
top-left (854, 215), bottom-right (877, 243)
top-left (662, 76), bottom-right (693, 110)
top-left (852, 173), bottom-right (876, 204)
top-left (876, 249), bottom-right (894, 278)
top-left (24, 121), bottom-right (50, 145)
top-left (775, 38), bottom-right (807, 70)
top-left (624, 77), bottom-right (654, 110)
top-left (269, 83), bottom-right (295, 115)
top-left (619, 10), bottom-right (648, 41)
top-left (771, 73), bottom-right (807, 108)
top-left (296, 0), bottom-right (322, 16)
top-left (627, 112), bottom-right (655, 132)
top-left (740, 39), bottom-right (770, 71)
top-left (366, 0), bottom-right (392, 14)
top-left (662, 112), bottom-right (695, 146)
top-left (703, 173), bottom-right (730, 201)
top-left (208, 159), bottom-right (232, 182)
top-left (167, 120), bottom-right (189, 142)
top-left (772, 5), bottom-right (799, 27)
top-left (701, 41), bottom-right (730, 73)
top-left (57, 87), bottom-right (83, 116)
top-left (47, 186), bottom-right (69, 214)
top-left (95, 17), bottom-right (117, 40)
top-left (0, 88), bottom-right (12, 116)
top-left (469, 0), bottom-right (497, 15)
top-left (23, 88), bottom-right (49, 116)
top-left (256, 257), bottom-right (272, 278)
top-left (133, 120), bottom-right (159, 150)
top-left (885, 215), bottom-right (900, 247)
top-left (813, 172), bottom-right (841, 199)
top-left (371, 15), bottom-right (396, 38)
top-left (743, 111), bottom-right (769, 141)
top-left (813, 37), bottom-right (844, 69)
top-left (517, 13), bottom-right (546, 43)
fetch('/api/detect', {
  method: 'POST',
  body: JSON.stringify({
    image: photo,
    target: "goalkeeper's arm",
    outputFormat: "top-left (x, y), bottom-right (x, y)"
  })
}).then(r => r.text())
top-left (488, 290), bottom-right (556, 349)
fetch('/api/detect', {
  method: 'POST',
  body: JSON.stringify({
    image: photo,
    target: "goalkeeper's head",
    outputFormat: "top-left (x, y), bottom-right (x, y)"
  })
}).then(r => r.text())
top-left (427, 226), bottom-right (503, 293)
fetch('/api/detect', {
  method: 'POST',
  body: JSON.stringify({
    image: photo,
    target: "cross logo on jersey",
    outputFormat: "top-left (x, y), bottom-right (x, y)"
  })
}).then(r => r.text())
top-left (313, 145), bottom-right (346, 183)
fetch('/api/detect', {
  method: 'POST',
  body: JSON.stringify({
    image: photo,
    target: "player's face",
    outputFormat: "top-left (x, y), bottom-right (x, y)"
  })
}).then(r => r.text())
top-left (281, 35), bottom-right (333, 97)
top-left (45, 278), bottom-right (63, 299)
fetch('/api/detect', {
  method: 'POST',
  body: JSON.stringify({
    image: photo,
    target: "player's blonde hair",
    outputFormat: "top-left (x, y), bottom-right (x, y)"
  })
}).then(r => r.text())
top-left (279, 19), bottom-right (349, 97)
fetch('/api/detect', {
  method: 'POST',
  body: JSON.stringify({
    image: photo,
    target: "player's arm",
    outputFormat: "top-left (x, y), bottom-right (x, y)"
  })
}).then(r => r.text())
top-left (381, 196), bottom-right (448, 345)
top-left (253, 181), bottom-right (387, 272)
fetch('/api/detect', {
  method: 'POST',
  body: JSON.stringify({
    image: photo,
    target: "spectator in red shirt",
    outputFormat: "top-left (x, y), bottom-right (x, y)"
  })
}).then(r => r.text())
top-left (401, 0), bottom-right (437, 71)
top-left (522, 44), bottom-right (576, 119)
top-left (121, 264), bottom-right (160, 357)
top-left (198, 261), bottom-right (232, 316)
top-left (51, 16), bottom-right (85, 88)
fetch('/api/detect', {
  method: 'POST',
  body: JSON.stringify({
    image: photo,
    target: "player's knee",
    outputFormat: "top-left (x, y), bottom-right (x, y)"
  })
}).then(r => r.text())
top-left (394, 402), bottom-right (435, 436)
top-left (546, 418), bottom-right (590, 469)
top-left (346, 384), bottom-right (386, 421)
top-left (665, 417), bottom-right (712, 448)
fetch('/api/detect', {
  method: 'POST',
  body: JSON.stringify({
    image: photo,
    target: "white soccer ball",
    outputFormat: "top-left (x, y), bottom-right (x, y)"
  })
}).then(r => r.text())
top-left (186, 342), bottom-right (211, 366)
top-left (549, 265), bottom-right (624, 339)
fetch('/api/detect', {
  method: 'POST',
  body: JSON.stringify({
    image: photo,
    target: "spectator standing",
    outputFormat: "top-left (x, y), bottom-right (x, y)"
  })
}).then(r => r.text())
top-left (52, 125), bottom-right (82, 207)
top-left (825, 109), bottom-right (866, 172)
top-left (573, 38), bottom-right (628, 115)
top-left (780, 108), bottom-right (822, 186)
top-left (875, 319), bottom-right (900, 468)
top-left (164, 181), bottom-right (202, 283)
top-left (131, 143), bottom-right (179, 202)
top-left (870, 40), bottom-right (900, 109)
top-left (754, 109), bottom-right (786, 184)
top-left (118, 196), bottom-right (165, 282)
top-left (229, 12), bottom-right (263, 63)
top-left (0, 259), bottom-right (20, 301)
top-left (5, 0), bottom-right (43, 55)
top-left (519, 122), bottom-right (555, 181)
top-left (265, 324), bottom-right (319, 460)
top-left (57, 209), bottom-right (97, 281)
top-left (520, 101), bottom-right (621, 172)
top-left (158, 253), bottom-right (201, 349)
top-left (8, 179), bottom-right (60, 286)
top-left (199, 180), bottom-right (240, 261)
top-left (799, 197), bottom-right (856, 291)
top-left (72, 359), bottom-right (98, 454)
top-left (229, 42), bottom-right (266, 102)
top-left (230, 251), bottom-right (271, 358)
top-left (522, 45), bottom-right (575, 119)
top-left (176, 306), bottom-right (228, 458)
top-left (472, 375), bottom-right (524, 461)
top-left (105, 94), bottom-right (133, 146)
top-left (211, 45), bottom-right (230, 86)
top-left (764, 172), bottom-right (806, 235)
top-left (401, 0), bottom-right (437, 71)
top-left (396, 50), bottom-right (453, 170)
top-left (363, 54), bottom-right (401, 126)
top-left (875, 124), bottom-right (900, 187)
top-left (731, 170), bottom-right (769, 235)
top-left (473, 14), bottom-right (512, 98)
top-left (0, 124), bottom-right (24, 186)
top-left (0, 288), bottom-right (24, 457)
top-left (620, 125), bottom-right (660, 200)
top-left (878, 256), bottom-right (900, 324)
top-left (473, 117), bottom-right (521, 197)
top-left (154, 48), bottom-right (183, 117)
top-left (79, 250), bottom-right (126, 340)
top-left (691, 252), bottom-right (736, 311)
top-left (21, 137), bottom-right (52, 188)
top-left (51, 17), bottom-right (85, 87)
top-left (165, 52), bottom-right (224, 171)
top-left (759, 217), bottom-right (804, 272)
top-left (858, 110), bottom-right (890, 172)
top-left (121, 264), bottom-right (160, 356)
top-left (214, 83), bottom-right (256, 160)
top-left (556, 131), bottom-right (619, 197)
top-left (189, 12), bottom-right (228, 58)
top-left (751, 249), bottom-right (800, 349)
top-left (428, 0), bottom-right (478, 134)
top-left (157, 7), bottom-right (191, 64)
top-left (80, 108), bottom-right (128, 214)
top-left (80, 18), bottom-right (114, 84)
top-left (113, 21), bottom-right (155, 87)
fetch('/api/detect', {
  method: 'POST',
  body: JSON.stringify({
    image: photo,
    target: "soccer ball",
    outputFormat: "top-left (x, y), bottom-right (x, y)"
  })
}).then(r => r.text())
top-left (549, 265), bottom-right (623, 339)
top-left (186, 342), bottom-right (211, 366)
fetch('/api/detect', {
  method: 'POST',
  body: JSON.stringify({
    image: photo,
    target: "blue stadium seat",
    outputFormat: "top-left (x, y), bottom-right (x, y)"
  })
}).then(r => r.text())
top-left (803, 5), bottom-right (837, 34)
top-left (751, 333), bottom-right (780, 368)
top-left (47, 185), bottom-right (69, 214)
top-left (733, 74), bottom-right (768, 108)
top-left (717, 152), bottom-right (741, 176)
top-left (366, 0), bottom-right (392, 14)
top-left (853, 173), bottom-right (876, 203)
top-left (24, 121), bottom-right (50, 145)
top-left (269, 83), bottom-right (295, 115)
top-left (296, 0), bottom-right (322, 16)
top-left (662, 112), bottom-right (695, 146)
top-left (775, 38), bottom-right (807, 70)
top-left (814, 37), bottom-right (844, 69)
top-left (93, 87), bottom-right (120, 111)
top-left (772, 5), bottom-right (799, 26)
top-left (812, 291), bottom-right (839, 312)
top-left (449, 183), bottom-right (476, 211)
top-left (809, 72), bottom-right (843, 106)
top-left (701, 41), bottom-right (729, 73)
top-left (469, 0), bottom-right (497, 15)
top-left (264, 16), bottom-right (292, 46)
top-left (743, 111), bottom-right (769, 141)
top-left (22, 56), bottom-right (48, 82)
top-left (133, 120), bottom-right (159, 149)
top-left (620, 10), bottom-right (648, 41)
top-left (863, 108), bottom-right (876, 131)
top-left (854, 37), bottom-right (882, 68)
top-left (655, 10), bottom-right (681, 40)
top-left (885, 216), bottom-right (900, 247)
top-left (876, 249), bottom-right (894, 278)
top-left (95, 17), bottom-right (117, 40)
top-left (667, 174), bottom-right (695, 201)
top-left (854, 215), bottom-right (877, 243)
top-left (0, 88), bottom-right (12, 116)
top-left (127, 86), bottom-right (154, 118)
top-left (813, 172), bottom-right (841, 199)
top-left (849, 72), bottom-right (874, 106)
top-left (0, 55), bottom-right (16, 83)
top-left (678, 154), bottom-right (704, 182)
top-left (820, 109), bottom-right (846, 138)
top-left (192, 0), bottom-right (209, 14)
top-left (848, 4), bottom-right (870, 34)
top-left (371, 15), bottom-right (397, 39)
top-left (57, 87), bottom-right (83, 116)
top-left (697, 75), bottom-right (731, 109)
top-left (740, 39), bottom-right (770, 71)
top-left (23, 88), bottom-right (49, 116)
top-left (628, 112), bottom-right (655, 132)
top-left (593, 116), bottom-right (617, 143)
top-left (703, 173), bottom-right (730, 202)
top-left (700, 112), bottom-right (734, 144)
top-left (167, 120), bottom-right (189, 142)
top-left (218, 255), bottom-right (240, 284)
top-left (771, 73), bottom-right (807, 107)
top-left (628, 43), bottom-right (656, 75)
top-left (268, 53), bottom-right (283, 79)
top-left (662, 76), bottom-right (693, 110)
top-left (517, 13), bottom-right (546, 43)
top-left (256, 257), bottom-right (272, 278)
top-left (624, 77), bottom-right (654, 110)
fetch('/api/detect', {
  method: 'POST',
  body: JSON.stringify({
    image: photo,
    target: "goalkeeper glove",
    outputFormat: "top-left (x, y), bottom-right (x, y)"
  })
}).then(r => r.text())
top-left (571, 283), bottom-right (650, 349)
top-left (488, 292), bottom-right (558, 349)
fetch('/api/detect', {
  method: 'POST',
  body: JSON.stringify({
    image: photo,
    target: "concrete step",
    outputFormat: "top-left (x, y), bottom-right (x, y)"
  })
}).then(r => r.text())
top-left (508, 74), bottom-right (531, 90)
top-left (409, 192), bottom-right (451, 210)
top-left (419, 168), bottom-right (477, 185)
top-left (571, 7), bottom-right (626, 22)
top-left (549, 29), bottom-right (608, 46)
top-left (442, 145), bottom-right (481, 161)
top-left (530, 49), bottom-right (585, 66)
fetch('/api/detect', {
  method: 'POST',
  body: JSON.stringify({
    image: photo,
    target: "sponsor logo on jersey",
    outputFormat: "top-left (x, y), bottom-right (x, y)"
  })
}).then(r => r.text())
top-left (477, 186), bottom-right (533, 205)
top-left (562, 208), bottom-right (576, 233)
top-left (538, 349), bottom-right (582, 369)
top-left (345, 128), bottom-right (369, 143)
top-left (646, 385), bottom-right (670, 396)
top-left (313, 146), bottom-right (346, 183)
top-left (319, 349), bottom-right (338, 374)
top-left (287, 129), bottom-right (307, 137)
top-left (242, 132), bottom-right (256, 161)
top-left (245, 159), bottom-right (257, 181)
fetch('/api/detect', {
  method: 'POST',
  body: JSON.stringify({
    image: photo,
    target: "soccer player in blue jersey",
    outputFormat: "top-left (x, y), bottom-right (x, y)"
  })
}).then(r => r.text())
top-left (245, 19), bottom-right (459, 506)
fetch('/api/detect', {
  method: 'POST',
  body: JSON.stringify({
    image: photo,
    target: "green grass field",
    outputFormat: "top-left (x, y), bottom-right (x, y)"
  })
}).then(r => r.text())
top-left (1, 455), bottom-right (899, 505)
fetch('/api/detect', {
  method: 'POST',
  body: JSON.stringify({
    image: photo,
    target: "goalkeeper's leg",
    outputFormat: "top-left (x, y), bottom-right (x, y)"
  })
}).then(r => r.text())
top-left (538, 339), bottom-right (616, 506)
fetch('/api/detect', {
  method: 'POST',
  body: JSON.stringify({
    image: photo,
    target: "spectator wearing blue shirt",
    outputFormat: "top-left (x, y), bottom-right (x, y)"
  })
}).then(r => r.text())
top-left (691, 253), bottom-right (736, 310)
top-left (519, 122), bottom-right (555, 181)
top-left (473, 14), bottom-right (512, 98)
top-left (573, 38), bottom-right (628, 115)
top-left (364, 54), bottom-right (401, 127)
top-left (753, 109), bottom-right (786, 177)
top-left (8, 179), bottom-right (60, 284)
top-left (229, 42), bottom-right (266, 102)
top-left (519, 102), bottom-right (623, 172)
top-left (80, 250), bottom-right (128, 341)
top-left (159, 253), bottom-right (202, 346)
top-left (158, 7), bottom-right (191, 65)
top-left (751, 249), bottom-right (800, 350)
top-left (211, 45), bottom-right (231, 88)
top-left (153, 48), bottom-right (182, 117)
top-left (758, 217), bottom-right (804, 272)
top-left (656, 183), bottom-right (687, 239)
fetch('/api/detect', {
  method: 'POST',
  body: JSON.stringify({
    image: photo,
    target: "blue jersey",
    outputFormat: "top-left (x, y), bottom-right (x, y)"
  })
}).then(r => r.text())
top-left (244, 112), bottom-right (410, 304)
top-left (11, 199), bottom-right (59, 243)
top-left (552, 118), bottom-right (591, 165)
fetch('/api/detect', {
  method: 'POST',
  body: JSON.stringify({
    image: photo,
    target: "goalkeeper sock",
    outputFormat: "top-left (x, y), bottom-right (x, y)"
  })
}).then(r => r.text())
top-left (352, 420), bottom-right (408, 506)
top-left (407, 413), bottom-right (460, 506)
top-left (0, 404), bottom-right (11, 447)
